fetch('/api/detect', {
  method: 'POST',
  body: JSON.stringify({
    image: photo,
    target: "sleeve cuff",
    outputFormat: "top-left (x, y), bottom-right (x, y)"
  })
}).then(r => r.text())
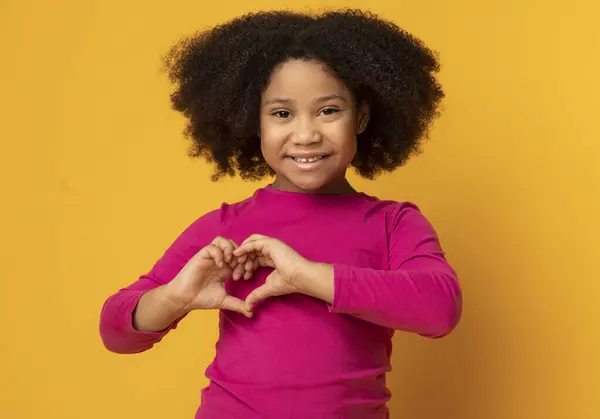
top-left (329, 264), bottom-right (354, 314)
top-left (122, 290), bottom-right (174, 337)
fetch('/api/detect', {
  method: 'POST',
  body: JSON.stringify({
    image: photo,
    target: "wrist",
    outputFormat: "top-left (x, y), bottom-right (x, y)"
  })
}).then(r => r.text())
top-left (297, 261), bottom-right (335, 304)
top-left (157, 284), bottom-right (192, 317)
top-left (133, 285), bottom-right (189, 332)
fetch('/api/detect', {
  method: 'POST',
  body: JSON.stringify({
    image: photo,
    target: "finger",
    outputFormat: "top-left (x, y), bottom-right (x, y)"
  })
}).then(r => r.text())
top-left (256, 255), bottom-right (274, 268)
top-left (238, 251), bottom-right (256, 265)
top-left (205, 244), bottom-right (224, 268)
top-left (189, 245), bottom-right (211, 265)
top-left (221, 295), bottom-right (253, 318)
top-left (211, 236), bottom-right (236, 263)
top-left (209, 237), bottom-right (229, 263)
top-left (244, 253), bottom-right (258, 280)
top-left (232, 260), bottom-right (246, 281)
top-left (245, 284), bottom-right (274, 312)
top-left (243, 264), bottom-right (256, 280)
top-left (233, 238), bottom-right (270, 257)
top-left (225, 239), bottom-right (239, 263)
top-left (244, 258), bottom-right (254, 273)
top-left (227, 240), bottom-right (239, 269)
top-left (241, 234), bottom-right (269, 246)
top-left (236, 247), bottom-right (255, 265)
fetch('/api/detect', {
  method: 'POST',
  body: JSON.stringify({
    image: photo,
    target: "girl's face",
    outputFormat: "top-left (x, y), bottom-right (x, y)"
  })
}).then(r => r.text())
top-left (259, 59), bottom-right (369, 194)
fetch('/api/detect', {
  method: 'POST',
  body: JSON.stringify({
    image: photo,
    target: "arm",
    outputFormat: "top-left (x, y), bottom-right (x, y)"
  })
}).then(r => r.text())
top-left (99, 209), bottom-right (222, 354)
top-left (299, 204), bottom-right (462, 338)
top-left (98, 278), bottom-right (185, 354)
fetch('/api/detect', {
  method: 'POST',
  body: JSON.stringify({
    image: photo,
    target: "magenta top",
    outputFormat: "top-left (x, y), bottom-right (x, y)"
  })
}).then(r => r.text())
top-left (99, 185), bottom-right (462, 418)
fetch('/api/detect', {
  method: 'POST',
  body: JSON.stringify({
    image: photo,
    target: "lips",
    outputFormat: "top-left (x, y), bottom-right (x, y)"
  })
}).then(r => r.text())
top-left (289, 155), bottom-right (327, 163)
top-left (285, 154), bottom-right (330, 171)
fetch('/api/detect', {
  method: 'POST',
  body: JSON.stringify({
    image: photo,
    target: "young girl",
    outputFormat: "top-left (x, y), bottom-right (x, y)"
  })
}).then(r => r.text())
top-left (100, 9), bottom-right (462, 419)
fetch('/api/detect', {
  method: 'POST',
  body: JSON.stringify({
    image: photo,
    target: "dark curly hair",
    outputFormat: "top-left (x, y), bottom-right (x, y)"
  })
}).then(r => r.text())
top-left (162, 9), bottom-right (444, 181)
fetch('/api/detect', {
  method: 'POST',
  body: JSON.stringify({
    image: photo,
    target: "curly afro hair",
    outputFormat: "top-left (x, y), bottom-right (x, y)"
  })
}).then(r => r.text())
top-left (162, 9), bottom-right (444, 181)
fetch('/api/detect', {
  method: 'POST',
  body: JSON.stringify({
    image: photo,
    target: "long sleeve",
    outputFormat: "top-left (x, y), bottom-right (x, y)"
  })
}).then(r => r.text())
top-left (330, 203), bottom-right (462, 338)
top-left (99, 208), bottom-right (223, 354)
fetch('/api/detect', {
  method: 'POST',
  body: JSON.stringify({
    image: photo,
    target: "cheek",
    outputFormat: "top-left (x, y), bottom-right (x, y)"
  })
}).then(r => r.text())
top-left (260, 137), bottom-right (273, 160)
top-left (326, 122), bottom-right (357, 160)
top-left (260, 118), bottom-right (290, 155)
top-left (259, 118), bottom-right (274, 157)
top-left (260, 133), bottom-right (285, 165)
top-left (342, 139), bottom-right (358, 165)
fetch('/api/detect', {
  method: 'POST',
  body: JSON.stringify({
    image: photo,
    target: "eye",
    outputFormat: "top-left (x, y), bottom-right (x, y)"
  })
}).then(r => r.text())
top-left (273, 110), bottom-right (291, 119)
top-left (320, 107), bottom-right (340, 116)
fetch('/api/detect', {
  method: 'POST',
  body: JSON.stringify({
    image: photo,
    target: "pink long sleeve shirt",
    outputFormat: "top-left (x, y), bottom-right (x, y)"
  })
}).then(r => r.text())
top-left (99, 185), bottom-right (462, 418)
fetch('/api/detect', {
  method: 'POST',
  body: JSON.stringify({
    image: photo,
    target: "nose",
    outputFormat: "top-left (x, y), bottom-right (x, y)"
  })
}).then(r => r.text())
top-left (292, 118), bottom-right (322, 146)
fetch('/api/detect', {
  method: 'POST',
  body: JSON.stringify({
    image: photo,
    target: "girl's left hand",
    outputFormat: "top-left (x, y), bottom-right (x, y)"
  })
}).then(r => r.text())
top-left (232, 234), bottom-right (310, 311)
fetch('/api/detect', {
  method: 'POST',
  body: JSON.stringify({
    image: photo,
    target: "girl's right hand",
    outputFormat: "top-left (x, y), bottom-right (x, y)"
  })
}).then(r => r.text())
top-left (163, 236), bottom-right (257, 318)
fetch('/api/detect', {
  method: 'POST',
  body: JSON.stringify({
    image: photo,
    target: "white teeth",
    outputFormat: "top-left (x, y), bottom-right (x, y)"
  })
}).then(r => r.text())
top-left (292, 156), bottom-right (323, 163)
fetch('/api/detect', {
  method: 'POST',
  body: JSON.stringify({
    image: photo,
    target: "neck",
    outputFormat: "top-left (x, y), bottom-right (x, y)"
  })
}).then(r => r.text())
top-left (271, 176), bottom-right (356, 195)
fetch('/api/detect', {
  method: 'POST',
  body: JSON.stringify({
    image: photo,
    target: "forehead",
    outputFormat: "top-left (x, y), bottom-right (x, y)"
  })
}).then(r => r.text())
top-left (261, 59), bottom-right (352, 103)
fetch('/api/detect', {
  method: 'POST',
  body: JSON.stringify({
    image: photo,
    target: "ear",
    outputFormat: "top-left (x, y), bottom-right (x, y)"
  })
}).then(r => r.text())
top-left (357, 102), bottom-right (370, 134)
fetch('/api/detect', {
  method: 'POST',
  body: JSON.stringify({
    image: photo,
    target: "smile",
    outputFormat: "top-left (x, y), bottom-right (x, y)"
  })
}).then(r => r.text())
top-left (291, 156), bottom-right (326, 163)
top-left (286, 155), bottom-right (330, 170)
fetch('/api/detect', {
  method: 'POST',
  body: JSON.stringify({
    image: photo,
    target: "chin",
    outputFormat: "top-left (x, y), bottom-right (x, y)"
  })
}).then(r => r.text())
top-left (293, 180), bottom-right (326, 192)
top-left (287, 175), bottom-right (330, 192)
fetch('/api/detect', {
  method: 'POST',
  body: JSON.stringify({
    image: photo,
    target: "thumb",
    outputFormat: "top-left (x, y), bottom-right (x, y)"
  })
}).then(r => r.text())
top-left (220, 295), bottom-right (253, 318)
top-left (245, 283), bottom-right (275, 312)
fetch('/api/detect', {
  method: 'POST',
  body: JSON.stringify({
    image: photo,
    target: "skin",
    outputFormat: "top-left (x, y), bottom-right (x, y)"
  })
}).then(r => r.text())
top-left (260, 59), bottom-right (369, 194)
top-left (133, 59), bottom-right (369, 330)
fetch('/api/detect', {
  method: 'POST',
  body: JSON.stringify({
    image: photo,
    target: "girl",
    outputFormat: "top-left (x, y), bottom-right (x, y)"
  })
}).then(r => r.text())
top-left (100, 9), bottom-right (462, 419)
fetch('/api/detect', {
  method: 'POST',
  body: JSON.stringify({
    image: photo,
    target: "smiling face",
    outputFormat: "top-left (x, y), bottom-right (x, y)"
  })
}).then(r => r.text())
top-left (259, 59), bottom-right (369, 194)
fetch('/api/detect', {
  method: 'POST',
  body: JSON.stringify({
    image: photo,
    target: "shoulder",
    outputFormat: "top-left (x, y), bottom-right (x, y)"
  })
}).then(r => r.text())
top-left (359, 194), bottom-right (436, 236)
top-left (140, 191), bottom-right (263, 280)
top-left (357, 197), bottom-right (446, 266)
top-left (180, 189), bottom-right (263, 239)
top-left (389, 201), bottom-right (432, 230)
top-left (359, 193), bottom-right (421, 220)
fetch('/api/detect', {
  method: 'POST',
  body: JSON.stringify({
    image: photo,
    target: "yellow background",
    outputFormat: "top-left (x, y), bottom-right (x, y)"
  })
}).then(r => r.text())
top-left (1, 0), bottom-right (599, 418)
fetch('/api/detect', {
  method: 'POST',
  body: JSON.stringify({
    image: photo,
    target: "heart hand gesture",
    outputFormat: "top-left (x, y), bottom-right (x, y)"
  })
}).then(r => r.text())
top-left (164, 236), bottom-right (258, 318)
top-left (233, 234), bottom-right (311, 311)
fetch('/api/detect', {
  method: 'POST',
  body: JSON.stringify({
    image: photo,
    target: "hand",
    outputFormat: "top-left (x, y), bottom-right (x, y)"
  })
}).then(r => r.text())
top-left (233, 234), bottom-right (311, 311)
top-left (164, 236), bottom-right (258, 318)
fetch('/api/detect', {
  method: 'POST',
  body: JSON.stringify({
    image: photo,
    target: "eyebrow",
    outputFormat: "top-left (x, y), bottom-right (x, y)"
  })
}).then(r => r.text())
top-left (263, 94), bottom-right (348, 107)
